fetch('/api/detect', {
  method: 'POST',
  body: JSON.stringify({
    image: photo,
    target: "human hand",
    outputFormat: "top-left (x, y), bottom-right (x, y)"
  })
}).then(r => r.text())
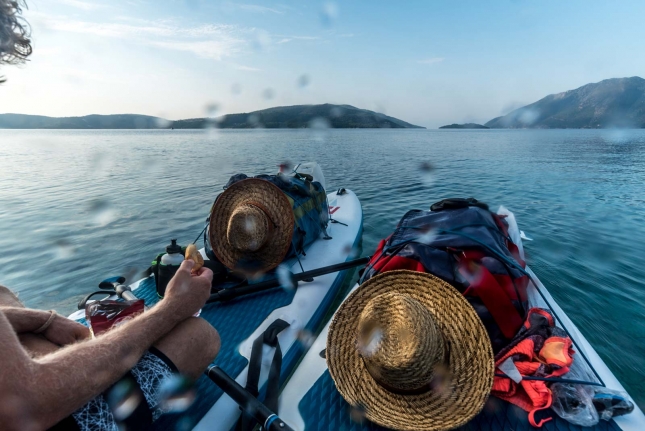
top-left (162, 259), bottom-right (213, 320)
top-left (43, 314), bottom-right (91, 346)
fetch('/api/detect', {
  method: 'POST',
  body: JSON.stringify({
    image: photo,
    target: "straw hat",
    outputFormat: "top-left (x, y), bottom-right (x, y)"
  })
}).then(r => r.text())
top-left (209, 178), bottom-right (294, 273)
top-left (326, 270), bottom-right (494, 431)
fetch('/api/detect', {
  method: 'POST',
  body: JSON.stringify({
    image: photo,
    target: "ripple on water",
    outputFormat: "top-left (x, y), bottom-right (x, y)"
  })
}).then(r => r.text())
top-left (0, 128), bottom-right (644, 408)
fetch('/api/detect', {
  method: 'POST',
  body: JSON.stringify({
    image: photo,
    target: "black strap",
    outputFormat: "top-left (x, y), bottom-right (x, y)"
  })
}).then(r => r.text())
top-left (77, 290), bottom-right (113, 309)
top-left (237, 319), bottom-right (290, 431)
top-left (430, 197), bottom-right (489, 212)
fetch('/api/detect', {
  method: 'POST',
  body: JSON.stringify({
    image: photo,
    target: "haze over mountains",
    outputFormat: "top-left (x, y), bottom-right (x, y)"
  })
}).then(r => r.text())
top-left (486, 77), bottom-right (645, 129)
top-left (3, 78), bottom-right (645, 130)
top-left (0, 104), bottom-right (423, 129)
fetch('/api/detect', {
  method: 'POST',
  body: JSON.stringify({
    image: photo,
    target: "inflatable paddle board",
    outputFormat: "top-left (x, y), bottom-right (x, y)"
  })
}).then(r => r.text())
top-left (278, 208), bottom-right (645, 431)
top-left (70, 166), bottom-right (363, 430)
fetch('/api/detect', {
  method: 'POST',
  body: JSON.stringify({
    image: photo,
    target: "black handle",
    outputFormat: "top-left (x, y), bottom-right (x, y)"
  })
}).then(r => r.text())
top-left (206, 256), bottom-right (370, 304)
top-left (206, 366), bottom-right (294, 431)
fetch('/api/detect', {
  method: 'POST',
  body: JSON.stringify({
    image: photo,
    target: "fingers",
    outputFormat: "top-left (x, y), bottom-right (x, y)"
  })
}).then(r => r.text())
top-left (178, 259), bottom-right (195, 274)
top-left (193, 267), bottom-right (214, 283)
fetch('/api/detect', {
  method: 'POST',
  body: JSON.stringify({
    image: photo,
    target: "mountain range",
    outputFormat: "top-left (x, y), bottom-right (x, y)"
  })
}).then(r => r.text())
top-left (4, 78), bottom-right (645, 130)
top-left (486, 77), bottom-right (645, 128)
top-left (0, 104), bottom-right (424, 129)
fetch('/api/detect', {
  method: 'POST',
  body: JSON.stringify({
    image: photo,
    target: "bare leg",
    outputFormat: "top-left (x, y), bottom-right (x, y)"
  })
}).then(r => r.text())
top-left (0, 284), bottom-right (60, 358)
top-left (152, 317), bottom-right (221, 380)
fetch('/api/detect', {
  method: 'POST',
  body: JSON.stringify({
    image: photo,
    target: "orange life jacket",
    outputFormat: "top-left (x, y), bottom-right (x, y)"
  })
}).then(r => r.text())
top-left (491, 308), bottom-right (575, 427)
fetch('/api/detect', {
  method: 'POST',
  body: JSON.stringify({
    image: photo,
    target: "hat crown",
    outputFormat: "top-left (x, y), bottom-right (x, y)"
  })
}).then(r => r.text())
top-left (226, 204), bottom-right (270, 252)
top-left (357, 292), bottom-right (446, 393)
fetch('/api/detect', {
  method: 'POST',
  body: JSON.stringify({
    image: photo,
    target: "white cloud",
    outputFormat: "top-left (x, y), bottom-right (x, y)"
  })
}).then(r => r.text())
top-left (418, 57), bottom-right (445, 65)
top-left (231, 63), bottom-right (262, 71)
top-left (37, 15), bottom-right (248, 61)
top-left (338, 33), bottom-right (354, 38)
top-left (276, 35), bottom-right (321, 44)
top-left (238, 4), bottom-right (284, 14)
top-left (152, 40), bottom-right (243, 60)
top-left (55, 0), bottom-right (107, 11)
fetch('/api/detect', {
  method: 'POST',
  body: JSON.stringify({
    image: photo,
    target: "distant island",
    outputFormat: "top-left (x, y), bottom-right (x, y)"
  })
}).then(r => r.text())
top-left (0, 104), bottom-right (425, 129)
top-left (486, 76), bottom-right (645, 129)
top-left (439, 123), bottom-right (489, 129)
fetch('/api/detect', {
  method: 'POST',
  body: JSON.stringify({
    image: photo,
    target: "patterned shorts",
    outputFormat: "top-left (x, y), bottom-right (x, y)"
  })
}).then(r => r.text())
top-left (53, 347), bottom-right (177, 431)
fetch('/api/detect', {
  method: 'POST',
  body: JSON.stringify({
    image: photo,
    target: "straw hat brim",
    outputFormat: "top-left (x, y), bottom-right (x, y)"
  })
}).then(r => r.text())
top-left (209, 178), bottom-right (294, 272)
top-left (326, 270), bottom-right (494, 431)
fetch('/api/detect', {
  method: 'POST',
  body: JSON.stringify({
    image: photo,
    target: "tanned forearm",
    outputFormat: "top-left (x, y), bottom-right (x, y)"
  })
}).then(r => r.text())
top-left (0, 301), bottom-right (184, 430)
top-left (0, 306), bottom-right (51, 333)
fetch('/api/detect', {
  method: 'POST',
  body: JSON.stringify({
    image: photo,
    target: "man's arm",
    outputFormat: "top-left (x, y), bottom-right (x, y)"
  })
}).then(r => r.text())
top-left (1, 306), bottom-right (91, 346)
top-left (0, 259), bottom-right (212, 430)
top-left (0, 306), bottom-right (51, 333)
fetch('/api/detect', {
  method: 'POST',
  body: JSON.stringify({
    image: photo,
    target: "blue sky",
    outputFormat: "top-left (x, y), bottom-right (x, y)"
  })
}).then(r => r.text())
top-left (2, 0), bottom-right (645, 127)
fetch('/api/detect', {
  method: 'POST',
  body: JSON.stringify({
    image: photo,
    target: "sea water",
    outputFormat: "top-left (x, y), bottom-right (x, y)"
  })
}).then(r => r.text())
top-left (0, 128), bottom-right (644, 408)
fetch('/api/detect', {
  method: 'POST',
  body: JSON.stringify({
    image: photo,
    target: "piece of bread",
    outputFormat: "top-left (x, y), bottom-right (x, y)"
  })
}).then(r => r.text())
top-left (185, 244), bottom-right (204, 272)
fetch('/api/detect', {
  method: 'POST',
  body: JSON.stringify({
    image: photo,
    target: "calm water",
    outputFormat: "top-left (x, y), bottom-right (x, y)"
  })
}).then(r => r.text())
top-left (1, 129), bottom-right (644, 408)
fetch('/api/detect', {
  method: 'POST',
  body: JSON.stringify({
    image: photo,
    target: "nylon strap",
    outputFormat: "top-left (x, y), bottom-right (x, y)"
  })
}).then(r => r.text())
top-left (236, 318), bottom-right (290, 431)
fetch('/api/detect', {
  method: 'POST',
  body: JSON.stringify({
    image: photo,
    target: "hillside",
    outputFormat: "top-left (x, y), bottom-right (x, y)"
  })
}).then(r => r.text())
top-left (0, 104), bottom-right (423, 129)
top-left (172, 104), bottom-right (424, 129)
top-left (0, 114), bottom-right (164, 129)
top-left (486, 77), bottom-right (645, 128)
top-left (439, 123), bottom-right (489, 129)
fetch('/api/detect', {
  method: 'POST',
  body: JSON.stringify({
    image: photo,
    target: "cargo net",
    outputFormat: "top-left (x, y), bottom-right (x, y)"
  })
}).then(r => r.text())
top-left (72, 351), bottom-right (174, 430)
top-left (498, 206), bottom-right (603, 388)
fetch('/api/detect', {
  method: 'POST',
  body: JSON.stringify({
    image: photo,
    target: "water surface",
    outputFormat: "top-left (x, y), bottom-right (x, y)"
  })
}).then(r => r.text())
top-left (0, 128), bottom-right (643, 408)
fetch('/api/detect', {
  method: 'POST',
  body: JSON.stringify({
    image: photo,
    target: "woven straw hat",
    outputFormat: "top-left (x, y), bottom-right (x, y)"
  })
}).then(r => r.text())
top-left (209, 178), bottom-right (294, 273)
top-left (326, 270), bottom-right (494, 431)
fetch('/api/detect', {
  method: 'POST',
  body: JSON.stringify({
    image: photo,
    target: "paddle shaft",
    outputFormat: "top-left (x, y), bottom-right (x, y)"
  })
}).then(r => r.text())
top-left (206, 256), bottom-right (370, 304)
top-left (206, 366), bottom-right (294, 431)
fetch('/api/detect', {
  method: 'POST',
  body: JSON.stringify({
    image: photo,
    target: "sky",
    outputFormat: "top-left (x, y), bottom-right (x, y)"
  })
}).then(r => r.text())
top-left (2, 0), bottom-right (645, 128)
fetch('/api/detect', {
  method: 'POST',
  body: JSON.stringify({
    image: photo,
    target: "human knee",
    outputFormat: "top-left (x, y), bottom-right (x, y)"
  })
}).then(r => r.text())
top-left (154, 317), bottom-right (220, 380)
top-left (180, 317), bottom-right (220, 362)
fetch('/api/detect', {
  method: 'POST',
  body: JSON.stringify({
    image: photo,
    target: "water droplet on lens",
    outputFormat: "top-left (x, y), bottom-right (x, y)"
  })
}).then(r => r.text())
top-left (263, 88), bottom-right (275, 100)
top-left (308, 117), bottom-right (331, 142)
top-left (175, 416), bottom-right (195, 431)
top-left (320, 2), bottom-right (339, 27)
top-left (156, 374), bottom-right (196, 413)
top-left (52, 238), bottom-right (75, 259)
top-left (430, 362), bottom-right (451, 396)
top-left (244, 217), bottom-right (257, 233)
top-left (155, 116), bottom-right (171, 128)
top-left (309, 117), bottom-right (330, 130)
top-left (278, 161), bottom-right (292, 172)
top-left (349, 404), bottom-right (366, 424)
top-left (461, 260), bottom-right (484, 285)
top-left (87, 198), bottom-right (117, 226)
top-left (107, 379), bottom-right (142, 421)
top-left (419, 161), bottom-right (436, 187)
top-left (277, 264), bottom-right (295, 291)
top-left (416, 227), bottom-right (437, 245)
top-left (205, 103), bottom-right (219, 119)
top-left (419, 161), bottom-right (434, 173)
top-left (247, 113), bottom-right (264, 128)
top-left (296, 329), bottom-right (315, 348)
top-left (358, 322), bottom-right (383, 357)
top-left (342, 243), bottom-right (360, 258)
top-left (253, 30), bottom-right (271, 52)
top-left (330, 106), bottom-right (343, 118)
top-left (298, 74), bottom-right (310, 88)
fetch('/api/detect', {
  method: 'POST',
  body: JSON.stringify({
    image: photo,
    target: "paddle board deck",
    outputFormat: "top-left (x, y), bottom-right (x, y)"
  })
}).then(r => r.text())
top-left (278, 208), bottom-right (645, 431)
top-left (70, 188), bottom-right (363, 430)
